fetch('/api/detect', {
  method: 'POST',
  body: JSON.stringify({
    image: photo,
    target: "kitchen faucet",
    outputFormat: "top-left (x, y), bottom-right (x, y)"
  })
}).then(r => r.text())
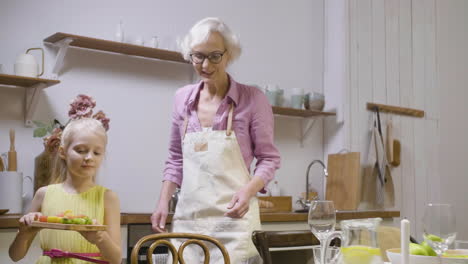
top-left (298, 159), bottom-right (328, 210)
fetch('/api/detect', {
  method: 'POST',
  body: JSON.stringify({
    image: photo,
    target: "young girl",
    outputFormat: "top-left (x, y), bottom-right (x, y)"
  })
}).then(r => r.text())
top-left (9, 118), bottom-right (121, 264)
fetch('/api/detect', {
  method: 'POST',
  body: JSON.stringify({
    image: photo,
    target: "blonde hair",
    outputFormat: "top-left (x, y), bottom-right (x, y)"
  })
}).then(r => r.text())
top-left (50, 118), bottom-right (108, 184)
top-left (180, 17), bottom-right (242, 64)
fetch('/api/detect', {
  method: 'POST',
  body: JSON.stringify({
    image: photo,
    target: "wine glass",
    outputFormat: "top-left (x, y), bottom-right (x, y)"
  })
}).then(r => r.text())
top-left (422, 203), bottom-right (457, 257)
top-left (308, 200), bottom-right (336, 263)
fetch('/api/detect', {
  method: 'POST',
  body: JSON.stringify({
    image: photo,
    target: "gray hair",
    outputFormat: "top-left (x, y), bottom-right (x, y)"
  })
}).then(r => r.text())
top-left (180, 17), bottom-right (241, 64)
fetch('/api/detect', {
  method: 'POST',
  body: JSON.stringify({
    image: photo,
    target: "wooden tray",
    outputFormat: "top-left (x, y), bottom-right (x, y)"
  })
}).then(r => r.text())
top-left (31, 221), bottom-right (106, 231)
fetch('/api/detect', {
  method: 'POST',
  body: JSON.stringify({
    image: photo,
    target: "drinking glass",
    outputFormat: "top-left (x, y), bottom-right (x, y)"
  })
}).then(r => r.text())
top-left (422, 203), bottom-right (457, 257)
top-left (308, 200), bottom-right (336, 264)
top-left (312, 245), bottom-right (340, 264)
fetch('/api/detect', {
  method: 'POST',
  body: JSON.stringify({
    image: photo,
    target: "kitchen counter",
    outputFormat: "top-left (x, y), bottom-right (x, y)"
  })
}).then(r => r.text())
top-left (120, 210), bottom-right (399, 224)
top-left (0, 210), bottom-right (399, 264)
top-left (0, 210), bottom-right (399, 228)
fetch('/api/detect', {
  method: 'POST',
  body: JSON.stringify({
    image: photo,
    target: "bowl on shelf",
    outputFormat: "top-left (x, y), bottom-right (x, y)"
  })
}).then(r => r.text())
top-left (387, 248), bottom-right (468, 264)
top-left (304, 92), bottom-right (325, 111)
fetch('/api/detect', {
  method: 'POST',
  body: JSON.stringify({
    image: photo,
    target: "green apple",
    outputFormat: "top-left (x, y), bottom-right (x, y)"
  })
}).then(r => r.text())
top-left (409, 243), bottom-right (429, 256)
top-left (61, 218), bottom-right (72, 224)
top-left (426, 234), bottom-right (443, 242)
top-left (72, 218), bottom-right (87, 225)
top-left (420, 241), bottom-right (437, 256)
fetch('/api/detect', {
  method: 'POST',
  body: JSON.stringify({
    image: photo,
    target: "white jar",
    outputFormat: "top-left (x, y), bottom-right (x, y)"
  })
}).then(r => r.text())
top-left (14, 54), bottom-right (39, 77)
top-left (269, 181), bottom-right (281, 196)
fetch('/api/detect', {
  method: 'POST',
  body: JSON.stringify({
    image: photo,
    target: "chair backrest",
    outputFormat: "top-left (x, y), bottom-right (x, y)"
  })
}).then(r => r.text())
top-left (252, 230), bottom-right (320, 264)
top-left (131, 232), bottom-right (230, 264)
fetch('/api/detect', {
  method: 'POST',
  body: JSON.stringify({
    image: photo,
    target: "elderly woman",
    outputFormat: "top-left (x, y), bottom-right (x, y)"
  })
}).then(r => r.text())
top-left (151, 17), bottom-right (281, 263)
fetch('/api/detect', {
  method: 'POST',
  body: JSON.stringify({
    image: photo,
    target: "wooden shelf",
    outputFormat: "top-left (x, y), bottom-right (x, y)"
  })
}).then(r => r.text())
top-left (0, 74), bottom-right (61, 126)
top-left (272, 107), bottom-right (335, 146)
top-left (367, 102), bottom-right (424, 118)
top-left (272, 106), bottom-right (336, 118)
top-left (0, 73), bottom-right (60, 87)
top-left (44, 32), bottom-right (188, 64)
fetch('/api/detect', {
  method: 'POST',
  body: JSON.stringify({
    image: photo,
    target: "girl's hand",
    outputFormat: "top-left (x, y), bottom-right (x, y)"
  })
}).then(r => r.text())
top-left (78, 219), bottom-right (105, 245)
top-left (18, 212), bottom-right (43, 233)
top-left (79, 231), bottom-right (104, 245)
top-left (225, 185), bottom-right (255, 218)
top-left (151, 202), bottom-right (169, 233)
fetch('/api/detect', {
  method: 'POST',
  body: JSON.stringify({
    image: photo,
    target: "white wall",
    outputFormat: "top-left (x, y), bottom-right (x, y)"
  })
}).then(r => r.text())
top-left (325, 0), bottom-right (468, 241)
top-left (0, 0), bottom-right (326, 214)
top-left (437, 0), bottom-right (468, 240)
top-left (0, 1), bottom-right (329, 262)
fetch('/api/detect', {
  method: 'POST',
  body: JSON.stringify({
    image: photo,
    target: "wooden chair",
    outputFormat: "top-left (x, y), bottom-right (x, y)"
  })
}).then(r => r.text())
top-left (130, 232), bottom-right (230, 264)
top-left (252, 230), bottom-right (322, 264)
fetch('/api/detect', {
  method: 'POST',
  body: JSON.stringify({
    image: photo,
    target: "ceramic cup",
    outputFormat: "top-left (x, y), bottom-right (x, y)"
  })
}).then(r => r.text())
top-left (0, 172), bottom-right (32, 214)
top-left (290, 88), bottom-right (304, 109)
top-left (265, 84), bottom-right (281, 106)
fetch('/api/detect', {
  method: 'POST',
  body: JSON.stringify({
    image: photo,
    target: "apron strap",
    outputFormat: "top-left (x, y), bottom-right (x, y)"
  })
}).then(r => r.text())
top-left (226, 103), bottom-right (234, 136)
top-left (181, 116), bottom-right (189, 141)
top-left (182, 103), bottom-right (235, 139)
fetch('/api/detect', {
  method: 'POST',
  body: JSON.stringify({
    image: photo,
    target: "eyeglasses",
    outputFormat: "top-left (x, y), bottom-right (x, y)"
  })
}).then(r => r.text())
top-left (189, 50), bottom-right (226, 64)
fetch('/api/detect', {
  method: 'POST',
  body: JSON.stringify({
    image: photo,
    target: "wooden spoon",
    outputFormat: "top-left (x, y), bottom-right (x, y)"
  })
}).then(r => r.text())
top-left (8, 128), bottom-right (17, 171)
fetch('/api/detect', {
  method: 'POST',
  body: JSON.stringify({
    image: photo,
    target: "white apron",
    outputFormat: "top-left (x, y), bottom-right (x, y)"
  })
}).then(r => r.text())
top-left (170, 104), bottom-right (262, 264)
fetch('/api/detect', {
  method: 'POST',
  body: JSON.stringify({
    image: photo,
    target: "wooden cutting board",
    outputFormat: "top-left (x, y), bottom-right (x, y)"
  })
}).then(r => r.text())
top-left (258, 196), bottom-right (292, 213)
top-left (325, 152), bottom-right (361, 210)
top-left (31, 221), bottom-right (106, 231)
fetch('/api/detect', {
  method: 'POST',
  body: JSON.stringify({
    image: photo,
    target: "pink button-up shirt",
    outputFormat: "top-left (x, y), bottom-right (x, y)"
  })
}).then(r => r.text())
top-left (163, 76), bottom-right (281, 189)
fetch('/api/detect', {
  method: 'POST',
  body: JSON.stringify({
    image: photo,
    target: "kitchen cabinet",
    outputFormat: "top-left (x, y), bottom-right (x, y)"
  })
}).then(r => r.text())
top-left (0, 74), bottom-right (60, 126)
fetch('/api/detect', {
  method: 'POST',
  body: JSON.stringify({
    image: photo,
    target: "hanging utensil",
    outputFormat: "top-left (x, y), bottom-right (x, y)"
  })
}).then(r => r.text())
top-left (8, 129), bottom-right (17, 171)
top-left (374, 108), bottom-right (386, 205)
top-left (386, 117), bottom-right (394, 163)
top-left (391, 140), bottom-right (401, 167)
top-left (375, 108), bottom-right (386, 181)
top-left (386, 117), bottom-right (401, 167)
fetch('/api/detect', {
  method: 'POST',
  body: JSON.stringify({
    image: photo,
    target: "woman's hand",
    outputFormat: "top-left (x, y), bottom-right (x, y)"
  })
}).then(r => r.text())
top-left (225, 185), bottom-right (256, 218)
top-left (18, 212), bottom-right (43, 233)
top-left (151, 202), bottom-right (169, 233)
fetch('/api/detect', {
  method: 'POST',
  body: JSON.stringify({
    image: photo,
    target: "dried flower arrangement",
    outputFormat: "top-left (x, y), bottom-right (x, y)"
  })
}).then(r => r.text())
top-left (33, 94), bottom-right (110, 153)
